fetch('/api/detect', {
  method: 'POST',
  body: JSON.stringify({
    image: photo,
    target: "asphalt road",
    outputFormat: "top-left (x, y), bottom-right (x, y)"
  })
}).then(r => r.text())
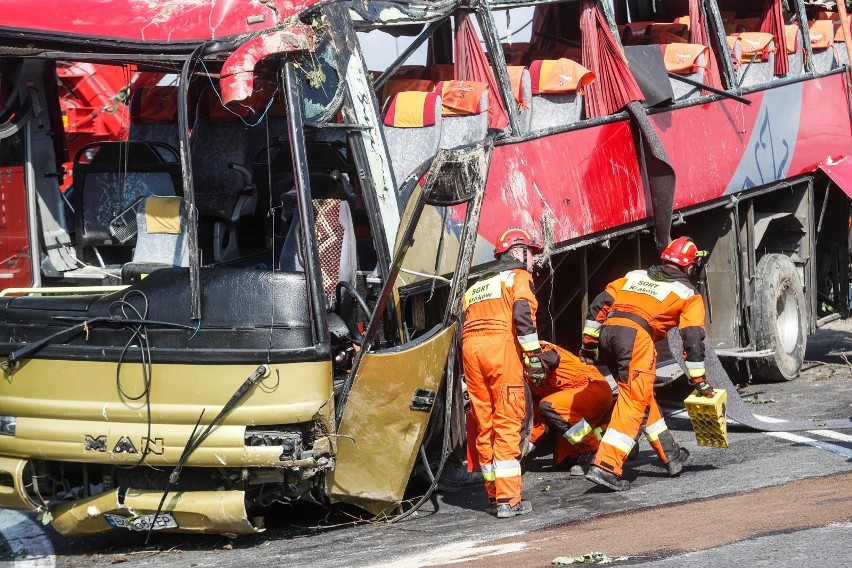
top-left (2, 318), bottom-right (851, 568)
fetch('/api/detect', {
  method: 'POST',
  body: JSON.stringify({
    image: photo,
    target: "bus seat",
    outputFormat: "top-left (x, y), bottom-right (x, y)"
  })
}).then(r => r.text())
top-left (393, 65), bottom-right (427, 79)
top-left (122, 196), bottom-right (189, 284)
top-left (279, 171), bottom-right (356, 308)
top-left (809, 20), bottom-right (838, 73)
top-left (735, 32), bottom-right (776, 88)
top-left (429, 64), bottom-right (454, 82)
top-left (72, 141), bottom-right (181, 257)
top-left (528, 58), bottom-right (595, 132)
top-left (190, 86), bottom-right (257, 261)
top-left (434, 80), bottom-right (489, 149)
top-left (503, 42), bottom-right (532, 65)
top-left (379, 78), bottom-right (435, 108)
top-left (507, 66), bottom-right (532, 132)
top-left (784, 25), bottom-right (805, 77)
top-left (381, 91), bottom-right (442, 188)
top-left (663, 43), bottom-right (708, 101)
top-left (128, 85), bottom-right (180, 158)
top-left (247, 82), bottom-right (289, 162)
top-left (835, 23), bottom-right (850, 68)
top-left (734, 18), bottom-right (761, 33)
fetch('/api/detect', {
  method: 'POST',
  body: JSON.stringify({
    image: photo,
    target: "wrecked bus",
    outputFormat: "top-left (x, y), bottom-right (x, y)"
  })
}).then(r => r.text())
top-left (1, 0), bottom-right (851, 537)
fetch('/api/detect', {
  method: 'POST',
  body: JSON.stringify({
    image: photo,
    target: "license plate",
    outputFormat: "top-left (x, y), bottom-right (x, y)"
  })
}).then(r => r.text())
top-left (104, 513), bottom-right (178, 531)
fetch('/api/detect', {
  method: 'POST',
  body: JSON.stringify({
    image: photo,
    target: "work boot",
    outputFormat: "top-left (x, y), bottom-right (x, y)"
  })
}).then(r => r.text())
top-left (585, 465), bottom-right (630, 491)
top-left (565, 452), bottom-right (595, 477)
top-left (495, 500), bottom-right (532, 518)
top-left (665, 447), bottom-right (690, 477)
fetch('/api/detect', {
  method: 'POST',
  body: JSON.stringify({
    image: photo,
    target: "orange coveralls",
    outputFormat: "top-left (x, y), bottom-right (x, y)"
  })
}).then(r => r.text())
top-left (462, 267), bottom-right (540, 508)
top-left (528, 343), bottom-right (614, 467)
top-left (583, 266), bottom-right (706, 477)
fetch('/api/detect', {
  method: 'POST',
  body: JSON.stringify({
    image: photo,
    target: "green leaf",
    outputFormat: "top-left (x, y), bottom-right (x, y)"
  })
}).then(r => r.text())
top-left (552, 552), bottom-right (629, 565)
top-left (37, 509), bottom-right (53, 525)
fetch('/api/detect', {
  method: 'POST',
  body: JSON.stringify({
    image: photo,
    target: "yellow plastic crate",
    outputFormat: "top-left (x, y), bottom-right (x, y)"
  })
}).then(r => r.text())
top-left (684, 388), bottom-right (729, 448)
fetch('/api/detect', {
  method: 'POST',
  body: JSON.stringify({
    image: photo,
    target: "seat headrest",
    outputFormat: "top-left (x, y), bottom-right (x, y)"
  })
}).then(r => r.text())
top-left (809, 20), bottom-right (835, 50)
top-left (383, 91), bottom-right (441, 128)
top-left (663, 43), bottom-right (709, 74)
top-left (507, 66), bottom-right (531, 105)
top-left (529, 59), bottom-right (596, 95)
top-left (131, 86), bottom-right (178, 124)
top-left (309, 170), bottom-right (349, 201)
top-left (434, 80), bottom-right (489, 116)
top-left (737, 32), bottom-right (775, 60)
top-left (381, 78), bottom-right (435, 106)
top-left (785, 25), bottom-right (800, 54)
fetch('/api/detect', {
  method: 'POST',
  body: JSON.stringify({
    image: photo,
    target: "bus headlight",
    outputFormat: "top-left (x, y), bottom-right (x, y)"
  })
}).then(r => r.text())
top-left (0, 416), bottom-right (16, 436)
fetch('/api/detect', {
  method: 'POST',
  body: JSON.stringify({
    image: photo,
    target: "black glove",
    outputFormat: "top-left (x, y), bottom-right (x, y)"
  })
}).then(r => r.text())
top-left (578, 342), bottom-right (598, 365)
top-left (523, 352), bottom-right (547, 386)
top-left (689, 375), bottom-right (714, 398)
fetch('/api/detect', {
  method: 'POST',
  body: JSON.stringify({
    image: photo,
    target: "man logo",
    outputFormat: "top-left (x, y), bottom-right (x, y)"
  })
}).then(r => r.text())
top-left (113, 436), bottom-right (138, 454)
top-left (84, 435), bottom-right (106, 452)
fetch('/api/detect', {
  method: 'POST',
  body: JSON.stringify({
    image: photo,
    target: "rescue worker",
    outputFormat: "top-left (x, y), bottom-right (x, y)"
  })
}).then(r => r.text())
top-left (462, 227), bottom-right (550, 518)
top-left (579, 236), bottom-right (714, 491)
top-left (525, 341), bottom-right (614, 474)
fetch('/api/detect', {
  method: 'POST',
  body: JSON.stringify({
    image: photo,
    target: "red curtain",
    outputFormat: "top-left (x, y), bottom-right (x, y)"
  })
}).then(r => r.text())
top-left (580, 0), bottom-right (643, 118)
top-left (688, 0), bottom-right (722, 89)
top-left (759, 0), bottom-right (790, 75)
top-left (454, 12), bottom-right (509, 130)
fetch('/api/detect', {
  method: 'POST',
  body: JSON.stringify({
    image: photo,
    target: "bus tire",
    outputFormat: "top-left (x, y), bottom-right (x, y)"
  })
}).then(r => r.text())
top-left (750, 254), bottom-right (807, 382)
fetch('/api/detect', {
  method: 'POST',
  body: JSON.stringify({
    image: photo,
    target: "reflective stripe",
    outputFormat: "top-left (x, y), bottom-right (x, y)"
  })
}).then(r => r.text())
top-left (523, 442), bottom-right (536, 457)
top-left (583, 319), bottom-right (602, 337)
top-left (481, 463), bottom-right (496, 482)
top-left (594, 427), bottom-right (604, 441)
top-left (644, 418), bottom-right (668, 442)
top-left (500, 271), bottom-right (516, 287)
top-left (565, 419), bottom-right (592, 444)
top-left (494, 459), bottom-right (522, 478)
top-left (686, 360), bottom-right (706, 377)
top-left (601, 428), bottom-right (635, 454)
top-left (518, 332), bottom-right (541, 352)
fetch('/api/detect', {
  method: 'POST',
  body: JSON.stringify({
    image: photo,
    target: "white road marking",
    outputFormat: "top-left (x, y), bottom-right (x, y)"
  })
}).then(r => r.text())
top-left (808, 430), bottom-right (852, 444)
top-left (0, 509), bottom-right (55, 568)
top-left (750, 414), bottom-right (852, 459)
top-left (366, 539), bottom-right (527, 567)
top-left (765, 431), bottom-right (852, 459)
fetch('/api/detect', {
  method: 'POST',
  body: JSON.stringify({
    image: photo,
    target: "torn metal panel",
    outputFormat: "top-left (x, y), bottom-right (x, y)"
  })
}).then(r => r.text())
top-left (0, 0), bottom-right (318, 44)
top-left (326, 324), bottom-right (456, 515)
top-left (49, 489), bottom-right (258, 536)
top-left (819, 155), bottom-right (852, 200)
top-left (221, 26), bottom-right (317, 105)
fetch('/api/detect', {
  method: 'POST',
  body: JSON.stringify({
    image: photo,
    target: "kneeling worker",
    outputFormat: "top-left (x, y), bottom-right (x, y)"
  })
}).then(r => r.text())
top-left (579, 236), bottom-right (714, 491)
top-left (525, 341), bottom-right (614, 474)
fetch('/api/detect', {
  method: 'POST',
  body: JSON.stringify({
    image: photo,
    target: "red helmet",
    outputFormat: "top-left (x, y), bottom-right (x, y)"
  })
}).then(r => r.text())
top-left (493, 227), bottom-right (543, 258)
top-left (661, 236), bottom-right (707, 267)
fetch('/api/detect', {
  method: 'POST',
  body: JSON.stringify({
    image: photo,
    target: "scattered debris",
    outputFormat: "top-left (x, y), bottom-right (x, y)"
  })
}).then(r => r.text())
top-left (552, 552), bottom-right (629, 565)
top-left (111, 555), bottom-right (128, 564)
top-left (542, 484), bottom-right (551, 492)
top-left (742, 393), bottom-right (776, 404)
